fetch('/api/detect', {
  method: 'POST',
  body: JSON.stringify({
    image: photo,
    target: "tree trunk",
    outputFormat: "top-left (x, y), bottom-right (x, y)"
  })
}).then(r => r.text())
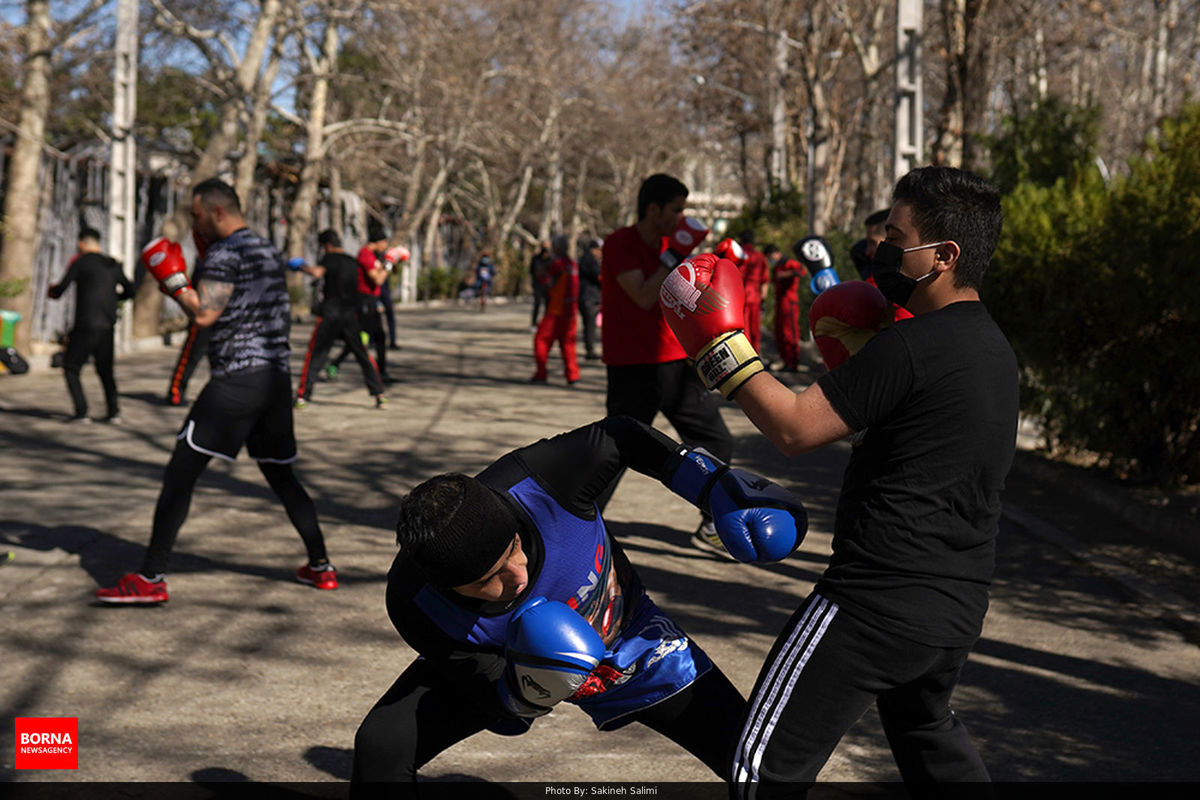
top-left (235, 27), bottom-right (285, 210)
top-left (0, 0), bottom-right (51, 355)
top-left (132, 0), bottom-right (282, 339)
top-left (496, 162), bottom-right (535, 254)
top-left (548, 138), bottom-right (564, 239)
top-left (768, 26), bottom-right (789, 195)
top-left (329, 161), bottom-right (343, 237)
top-left (932, 0), bottom-right (967, 167)
top-left (1151, 0), bottom-right (1178, 122)
top-left (422, 195), bottom-right (445, 275)
top-left (286, 19), bottom-right (338, 260)
top-left (931, 0), bottom-right (994, 170)
top-left (568, 155), bottom-right (590, 250)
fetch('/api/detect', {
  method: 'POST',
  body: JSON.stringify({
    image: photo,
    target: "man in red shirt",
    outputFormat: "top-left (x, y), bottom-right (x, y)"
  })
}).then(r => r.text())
top-left (599, 173), bottom-right (733, 549)
top-left (767, 243), bottom-right (806, 372)
top-left (355, 225), bottom-right (393, 383)
top-left (531, 235), bottom-right (580, 384)
top-left (739, 230), bottom-right (769, 354)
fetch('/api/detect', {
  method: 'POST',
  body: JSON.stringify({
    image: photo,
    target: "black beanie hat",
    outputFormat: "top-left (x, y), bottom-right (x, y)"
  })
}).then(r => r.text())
top-left (406, 477), bottom-right (518, 589)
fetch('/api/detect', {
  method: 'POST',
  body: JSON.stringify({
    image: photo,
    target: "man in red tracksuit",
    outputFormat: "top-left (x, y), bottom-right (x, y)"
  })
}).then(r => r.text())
top-left (739, 231), bottom-right (769, 354)
top-left (767, 243), bottom-right (806, 372)
top-left (531, 235), bottom-right (579, 385)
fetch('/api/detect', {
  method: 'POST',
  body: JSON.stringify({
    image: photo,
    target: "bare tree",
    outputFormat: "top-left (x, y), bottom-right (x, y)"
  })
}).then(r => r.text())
top-left (133, 0), bottom-right (284, 338)
top-left (0, 0), bottom-right (107, 354)
top-left (283, 3), bottom-right (347, 260)
top-left (929, 0), bottom-right (999, 170)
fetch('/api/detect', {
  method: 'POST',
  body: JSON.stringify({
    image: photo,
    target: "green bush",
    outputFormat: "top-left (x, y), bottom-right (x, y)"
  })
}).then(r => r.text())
top-left (496, 244), bottom-right (528, 297)
top-left (987, 94), bottom-right (1101, 195)
top-left (990, 103), bottom-right (1200, 485)
top-left (417, 266), bottom-right (459, 300)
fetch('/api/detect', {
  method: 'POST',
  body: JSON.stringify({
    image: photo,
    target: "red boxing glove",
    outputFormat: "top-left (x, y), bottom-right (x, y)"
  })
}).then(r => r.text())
top-left (659, 253), bottom-right (764, 398)
top-left (713, 237), bottom-right (746, 267)
top-left (808, 280), bottom-right (890, 370)
top-left (660, 216), bottom-right (710, 270)
top-left (383, 245), bottom-right (410, 272)
top-left (141, 237), bottom-right (192, 298)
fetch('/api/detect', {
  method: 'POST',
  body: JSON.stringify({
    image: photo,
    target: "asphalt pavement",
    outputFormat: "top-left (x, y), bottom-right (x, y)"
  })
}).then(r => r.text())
top-left (2, 299), bottom-right (1198, 793)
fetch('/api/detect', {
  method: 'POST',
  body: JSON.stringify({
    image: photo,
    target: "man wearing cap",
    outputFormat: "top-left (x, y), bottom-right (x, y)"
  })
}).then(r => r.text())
top-left (351, 415), bottom-right (808, 788)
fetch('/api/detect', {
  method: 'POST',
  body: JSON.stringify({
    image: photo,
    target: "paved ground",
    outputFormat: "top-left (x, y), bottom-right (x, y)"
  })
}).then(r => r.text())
top-left (2, 299), bottom-right (1199, 791)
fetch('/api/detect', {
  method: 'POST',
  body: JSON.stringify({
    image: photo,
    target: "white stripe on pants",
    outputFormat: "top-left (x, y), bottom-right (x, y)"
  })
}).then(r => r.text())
top-left (732, 593), bottom-right (838, 796)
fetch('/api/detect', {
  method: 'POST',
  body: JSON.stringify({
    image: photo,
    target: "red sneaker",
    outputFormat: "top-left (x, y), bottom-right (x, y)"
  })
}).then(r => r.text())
top-left (95, 572), bottom-right (169, 604)
top-left (296, 563), bottom-right (338, 590)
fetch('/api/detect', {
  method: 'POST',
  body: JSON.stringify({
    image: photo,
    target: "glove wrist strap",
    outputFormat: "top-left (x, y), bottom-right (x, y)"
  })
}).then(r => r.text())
top-left (694, 331), bottom-right (764, 398)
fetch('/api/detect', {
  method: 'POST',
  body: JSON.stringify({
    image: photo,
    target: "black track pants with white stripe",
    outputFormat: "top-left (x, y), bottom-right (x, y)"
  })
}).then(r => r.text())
top-left (730, 592), bottom-right (989, 797)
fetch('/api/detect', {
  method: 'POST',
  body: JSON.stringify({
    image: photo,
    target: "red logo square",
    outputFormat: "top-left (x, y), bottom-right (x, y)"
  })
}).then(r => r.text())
top-left (14, 717), bottom-right (78, 770)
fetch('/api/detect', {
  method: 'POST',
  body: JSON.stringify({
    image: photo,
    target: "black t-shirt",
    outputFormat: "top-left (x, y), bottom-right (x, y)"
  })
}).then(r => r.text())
top-left (816, 301), bottom-right (1019, 646)
top-left (317, 251), bottom-right (361, 316)
top-left (54, 253), bottom-right (133, 329)
top-left (578, 251), bottom-right (602, 301)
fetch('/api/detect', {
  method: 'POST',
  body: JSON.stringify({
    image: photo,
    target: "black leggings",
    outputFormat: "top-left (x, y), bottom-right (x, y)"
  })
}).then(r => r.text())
top-left (141, 441), bottom-right (327, 576)
top-left (350, 658), bottom-right (746, 795)
top-left (63, 325), bottom-right (118, 417)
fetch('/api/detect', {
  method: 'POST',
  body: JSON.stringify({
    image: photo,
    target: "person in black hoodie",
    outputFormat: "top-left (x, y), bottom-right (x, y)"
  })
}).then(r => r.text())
top-left (47, 226), bottom-right (134, 423)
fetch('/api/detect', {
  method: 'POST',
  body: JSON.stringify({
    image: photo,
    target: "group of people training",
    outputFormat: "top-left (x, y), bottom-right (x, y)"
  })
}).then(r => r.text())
top-left (360, 165), bottom-right (1016, 796)
top-left (60, 162), bottom-right (1014, 797)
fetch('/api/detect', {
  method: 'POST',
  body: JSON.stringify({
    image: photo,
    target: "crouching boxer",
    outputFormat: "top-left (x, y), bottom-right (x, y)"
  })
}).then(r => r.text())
top-left (351, 415), bottom-right (807, 792)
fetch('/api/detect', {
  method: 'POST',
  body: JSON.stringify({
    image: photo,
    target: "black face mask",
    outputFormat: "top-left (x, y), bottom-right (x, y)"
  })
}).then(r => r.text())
top-left (870, 241), bottom-right (946, 308)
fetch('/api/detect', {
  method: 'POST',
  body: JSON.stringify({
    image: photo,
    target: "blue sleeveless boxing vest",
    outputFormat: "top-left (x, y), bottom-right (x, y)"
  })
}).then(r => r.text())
top-left (413, 475), bottom-right (710, 730)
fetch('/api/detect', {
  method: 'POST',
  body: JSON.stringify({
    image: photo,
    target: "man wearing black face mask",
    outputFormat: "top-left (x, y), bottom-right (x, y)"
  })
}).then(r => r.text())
top-left (657, 166), bottom-right (1018, 796)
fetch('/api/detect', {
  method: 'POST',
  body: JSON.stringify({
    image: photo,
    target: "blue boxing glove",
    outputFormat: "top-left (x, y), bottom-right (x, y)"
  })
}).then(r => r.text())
top-left (794, 235), bottom-right (840, 296)
top-left (287, 257), bottom-right (307, 271)
top-left (497, 597), bottom-right (605, 718)
top-left (667, 447), bottom-right (807, 563)
top-left (810, 265), bottom-right (840, 295)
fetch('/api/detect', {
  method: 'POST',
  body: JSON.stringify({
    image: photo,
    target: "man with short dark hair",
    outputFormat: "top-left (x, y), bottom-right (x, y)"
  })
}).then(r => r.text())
top-left (529, 240), bottom-right (552, 329)
top-left (767, 243), bottom-right (806, 372)
top-left (738, 230), bottom-right (768, 354)
top-left (292, 228), bottom-right (387, 408)
top-left (351, 415), bottom-right (808, 789)
top-left (530, 234), bottom-right (579, 384)
top-left (577, 237), bottom-right (603, 359)
top-left (47, 226), bottom-right (134, 423)
top-left (354, 224), bottom-right (393, 382)
top-left (599, 173), bottom-right (733, 551)
top-left (660, 166), bottom-right (1017, 794)
top-left (95, 178), bottom-right (338, 604)
top-left (849, 208), bottom-right (890, 280)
